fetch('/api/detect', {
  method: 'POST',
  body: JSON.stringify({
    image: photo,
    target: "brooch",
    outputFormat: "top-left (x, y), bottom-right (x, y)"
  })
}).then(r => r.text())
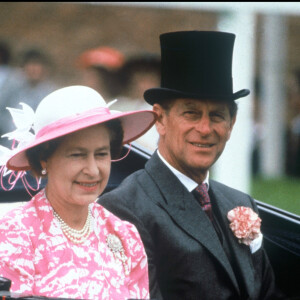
top-left (106, 233), bottom-right (129, 275)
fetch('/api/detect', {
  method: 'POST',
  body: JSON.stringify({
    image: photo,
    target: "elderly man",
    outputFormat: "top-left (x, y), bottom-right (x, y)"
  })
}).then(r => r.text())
top-left (99, 31), bottom-right (283, 300)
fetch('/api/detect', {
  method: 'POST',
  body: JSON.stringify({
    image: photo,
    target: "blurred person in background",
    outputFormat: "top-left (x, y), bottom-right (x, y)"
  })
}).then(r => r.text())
top-left (16, 48), bottom-right (58, 110)
top-left (113, 54), bottom-right (161, 152)
top-left (0, 47), bottom-right (58, 148)
top-left (0, 40), bottom-right (20, 93)
top-left (251, 78), bottom-right (264, 176)
top-left (286, 69), bottom-right (300, 177)
top-left (77, 46), bottom-right (124, 100)
top-left (114, 53), bottom-right (161, 111)
top-left (0, 40), bottom-right (24, 141)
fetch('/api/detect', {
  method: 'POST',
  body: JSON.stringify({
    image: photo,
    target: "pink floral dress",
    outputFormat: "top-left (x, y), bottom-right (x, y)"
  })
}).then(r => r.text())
top-left (0, 189), bottom-right (149, 299)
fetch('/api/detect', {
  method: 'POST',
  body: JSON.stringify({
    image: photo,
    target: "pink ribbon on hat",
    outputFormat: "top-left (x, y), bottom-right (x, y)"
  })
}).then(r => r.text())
top-left (0, 166), bottom-right (40, 197)
top-left (36, 106), bottom-right (111, 140)
top-left (35, 106), bottom-right (133, 163)
top-left (0, 138), bottom-right (40, 196)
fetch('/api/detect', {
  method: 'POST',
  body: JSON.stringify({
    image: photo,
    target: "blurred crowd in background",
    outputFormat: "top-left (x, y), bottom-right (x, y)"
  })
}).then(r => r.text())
top-left (0, 40), bottom-right (160, 151)
top-left (251, 70), bottom-right (300, 178)
top-left (248, 70), bottom-right (300, 178)
top-left (1, 38), bottom-right (300, 178)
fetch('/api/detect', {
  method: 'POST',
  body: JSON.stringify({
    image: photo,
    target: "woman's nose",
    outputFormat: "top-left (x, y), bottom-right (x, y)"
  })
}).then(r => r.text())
top-left (83, 156), bottom-right (99, 176)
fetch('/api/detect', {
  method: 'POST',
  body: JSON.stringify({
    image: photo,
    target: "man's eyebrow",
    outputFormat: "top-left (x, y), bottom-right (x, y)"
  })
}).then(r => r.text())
top-left (182, 101), bottom-right (198, 109)
top-left (212, 104), bottom-right (228, 112)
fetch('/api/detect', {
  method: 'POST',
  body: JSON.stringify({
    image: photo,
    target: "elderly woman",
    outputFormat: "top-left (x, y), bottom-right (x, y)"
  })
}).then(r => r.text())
top-left (0, 86), bottom-right (157, 299)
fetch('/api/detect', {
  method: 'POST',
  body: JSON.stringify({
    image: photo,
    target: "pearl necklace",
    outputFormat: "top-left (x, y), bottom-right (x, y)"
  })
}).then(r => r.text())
top-left (53, 206), bottom-right (93, 244)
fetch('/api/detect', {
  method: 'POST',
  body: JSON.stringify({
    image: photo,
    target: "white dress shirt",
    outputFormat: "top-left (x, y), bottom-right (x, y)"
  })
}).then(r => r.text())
top-left (157, 150), bottom-right (209, 192)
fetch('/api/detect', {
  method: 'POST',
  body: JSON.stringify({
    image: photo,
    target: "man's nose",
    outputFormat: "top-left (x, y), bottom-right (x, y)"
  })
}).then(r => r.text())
top-left (195, 115), bottom-right (212, 136)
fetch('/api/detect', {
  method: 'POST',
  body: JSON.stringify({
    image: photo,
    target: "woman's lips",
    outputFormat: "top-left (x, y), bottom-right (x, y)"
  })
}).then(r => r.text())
top-left (76, 181), bottom-right (100, 191)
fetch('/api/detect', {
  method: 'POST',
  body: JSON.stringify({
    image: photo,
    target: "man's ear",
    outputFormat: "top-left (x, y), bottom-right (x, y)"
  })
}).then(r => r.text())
top-left (153, 104), bottom-right (166, 136)
top-left (227, 114), bottom-right (237, 141)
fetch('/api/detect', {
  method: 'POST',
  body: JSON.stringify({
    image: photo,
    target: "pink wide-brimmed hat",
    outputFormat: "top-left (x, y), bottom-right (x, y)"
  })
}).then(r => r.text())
top-left (1, 85), bottom-right (157, 171)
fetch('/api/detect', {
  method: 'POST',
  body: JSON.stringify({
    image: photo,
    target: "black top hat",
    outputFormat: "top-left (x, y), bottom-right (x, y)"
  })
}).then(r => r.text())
top-left (144, 31), bottom-right (250, 105)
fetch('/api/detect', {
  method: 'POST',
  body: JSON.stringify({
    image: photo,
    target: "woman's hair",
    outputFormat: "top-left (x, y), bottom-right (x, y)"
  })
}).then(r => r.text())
top-left (26, 119), bottom-right (124, 177)
top-left (105, 119), bottom-right (124, 159)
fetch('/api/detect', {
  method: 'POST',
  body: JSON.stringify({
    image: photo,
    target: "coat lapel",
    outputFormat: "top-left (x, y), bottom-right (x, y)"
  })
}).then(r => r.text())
top-left (210, 180), bottom-right (256, 298)
top-left (144, 152), bottom-right (239, 292)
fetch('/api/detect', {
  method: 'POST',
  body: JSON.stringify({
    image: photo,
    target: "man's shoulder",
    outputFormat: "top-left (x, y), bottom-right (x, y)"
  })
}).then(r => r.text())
top-left (210, 179), bottom-right (253, 199)
top-left (98, 168), bottom-right (155, 224)
top-left (100, 168), bottom-right (149, 202)
top-left (115, 168), bottom-right (147, 191)
top-left (210, 179), bottom-right (256, 210)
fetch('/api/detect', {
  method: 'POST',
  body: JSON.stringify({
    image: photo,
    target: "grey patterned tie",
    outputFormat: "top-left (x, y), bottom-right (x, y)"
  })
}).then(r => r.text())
top-left (194, 183), bottom-right (213, 221)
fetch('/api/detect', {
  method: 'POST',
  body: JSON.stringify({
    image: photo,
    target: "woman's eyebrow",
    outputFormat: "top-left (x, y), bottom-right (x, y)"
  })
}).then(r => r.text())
top-left (67, 145), bottom-right (110, 150)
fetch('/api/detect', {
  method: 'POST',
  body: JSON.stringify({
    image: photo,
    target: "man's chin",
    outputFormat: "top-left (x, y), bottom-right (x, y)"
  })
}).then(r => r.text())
top-left (191, 159), bottom-right (215, 172)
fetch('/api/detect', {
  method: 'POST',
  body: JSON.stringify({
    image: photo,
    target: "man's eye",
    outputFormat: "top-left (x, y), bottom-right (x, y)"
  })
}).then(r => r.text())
top-left (184, 111), bottom-right (196, 114)
top-left (211, 113), bottom-right (225, 121)
top-left (183, 111), bottom-right (198, 117)
top-left (183, 111), bottom-right (199, 120)
top-left (70, 153), bottom-right (84, 157)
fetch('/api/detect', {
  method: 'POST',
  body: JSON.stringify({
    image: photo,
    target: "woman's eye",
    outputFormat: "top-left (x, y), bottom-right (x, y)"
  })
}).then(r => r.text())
top-left (96, 152), bottom-right (109, 157)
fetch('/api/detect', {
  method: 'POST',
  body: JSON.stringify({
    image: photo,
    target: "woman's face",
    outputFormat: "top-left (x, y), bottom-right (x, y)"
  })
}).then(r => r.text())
top-left (42, 124), bottom-right (111, 209)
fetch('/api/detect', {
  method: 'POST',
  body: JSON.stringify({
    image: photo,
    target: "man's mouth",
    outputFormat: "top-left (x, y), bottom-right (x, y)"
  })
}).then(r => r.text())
top-left (191, 143), bottom-right (213, 148)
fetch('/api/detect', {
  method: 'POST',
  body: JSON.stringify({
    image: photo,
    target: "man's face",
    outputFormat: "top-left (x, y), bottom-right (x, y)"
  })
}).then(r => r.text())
top-left (154, 98), bottom-right (236, 182)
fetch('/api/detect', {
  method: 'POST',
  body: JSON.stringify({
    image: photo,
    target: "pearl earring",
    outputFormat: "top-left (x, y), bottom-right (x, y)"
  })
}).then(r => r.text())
top-left (41, 168), bottom-right (47, 175)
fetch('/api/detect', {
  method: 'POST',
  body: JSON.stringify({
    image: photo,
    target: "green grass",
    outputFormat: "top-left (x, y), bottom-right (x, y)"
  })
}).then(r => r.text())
top-left (251, 176), bottom-right (300, 216)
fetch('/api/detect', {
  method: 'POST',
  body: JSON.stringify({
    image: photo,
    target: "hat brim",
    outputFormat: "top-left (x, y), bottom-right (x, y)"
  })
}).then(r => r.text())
top-left (6, 109), bottom-right (156, 171)
top-left (144, 87), bottom-right (250, 105)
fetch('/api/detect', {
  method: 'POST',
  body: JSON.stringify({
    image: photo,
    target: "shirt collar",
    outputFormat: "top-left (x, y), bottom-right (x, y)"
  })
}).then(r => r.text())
top-left (157, 150), bottom-right (209, 192)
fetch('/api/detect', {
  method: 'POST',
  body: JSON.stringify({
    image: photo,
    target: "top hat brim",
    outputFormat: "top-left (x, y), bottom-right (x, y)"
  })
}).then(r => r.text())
top-left (144, 87), bottom-right (250, 105)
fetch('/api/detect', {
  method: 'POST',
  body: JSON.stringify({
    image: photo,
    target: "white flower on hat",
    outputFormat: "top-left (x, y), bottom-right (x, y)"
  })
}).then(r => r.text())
top-left (0, 102), bottom-right (36, 190)
top-left (0, 102), bottom-right (35, 166)
top-left (1, 92), bottom-right (117, 155)
top-left (2, 102), bottom-right (35, 146)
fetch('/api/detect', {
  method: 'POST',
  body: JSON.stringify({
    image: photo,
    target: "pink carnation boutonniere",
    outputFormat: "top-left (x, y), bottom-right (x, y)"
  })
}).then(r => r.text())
top-left (227, 206), bottom-right (262, 246)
